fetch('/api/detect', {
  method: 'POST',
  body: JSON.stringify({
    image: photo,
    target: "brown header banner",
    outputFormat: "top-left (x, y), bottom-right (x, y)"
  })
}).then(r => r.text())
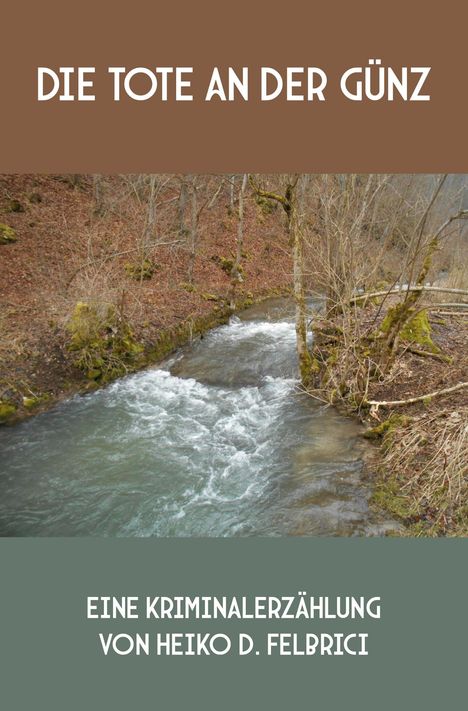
top-left (1, 0), bottom-right (466, 172)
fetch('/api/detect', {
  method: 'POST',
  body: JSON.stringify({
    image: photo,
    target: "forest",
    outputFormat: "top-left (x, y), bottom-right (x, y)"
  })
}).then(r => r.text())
top-left (0, 173), bottom-right (467, 536)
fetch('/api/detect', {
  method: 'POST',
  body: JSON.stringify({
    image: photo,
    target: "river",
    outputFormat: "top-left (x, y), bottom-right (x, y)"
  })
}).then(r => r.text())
top-left (0, 298), bottom-right (398, 536)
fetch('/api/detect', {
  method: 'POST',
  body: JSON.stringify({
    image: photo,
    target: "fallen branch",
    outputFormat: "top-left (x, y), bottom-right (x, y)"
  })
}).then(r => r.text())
top-left (432, 311), bottom-right (468, 317)
top-left (366, 381), bottom-right (468, 408)
top-left (351, 286), bottom-right (468, 303)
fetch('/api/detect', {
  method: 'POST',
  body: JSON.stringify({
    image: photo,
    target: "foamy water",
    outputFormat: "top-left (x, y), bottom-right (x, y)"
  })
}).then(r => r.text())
top-left (0, 299), bottom-right (398, 536)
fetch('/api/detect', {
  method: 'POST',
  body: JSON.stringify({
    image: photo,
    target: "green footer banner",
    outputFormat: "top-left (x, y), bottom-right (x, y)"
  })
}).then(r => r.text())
top-left (1, 539), bottom-right (466, 709)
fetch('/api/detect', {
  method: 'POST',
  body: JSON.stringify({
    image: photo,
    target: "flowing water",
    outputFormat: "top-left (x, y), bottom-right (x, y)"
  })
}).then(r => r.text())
top-left (0, 298), bottom-right (398, 537)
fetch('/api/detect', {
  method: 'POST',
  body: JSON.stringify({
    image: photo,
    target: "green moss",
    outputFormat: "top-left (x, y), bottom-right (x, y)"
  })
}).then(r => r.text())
top-left (381, 306), bottom-right (439, 353)
top-left (371, 475), bottom-right (415, 522)
top-left (347, 393), bottom-right (365, 410)
top-left (299, 351), bottom-right (314, 387)
top-left (363, 414), bottom-right (410, 440)
top-left (201, 293), bottom-right (220, 302)
top-left (86, 369), bottom-right (102, 381)
top-left (310, 357), bottom-right (322, 374)
top-left (380, 303), bottom-right (405, 335)
top-left (0, 401), bottom-right (16, 422)
top-left (67, 301), bottom-right (144, 383)
top-left (146, 295), bottom-right (267, 364)
top-left (179, 282), bottom-right (196, 292)
top-left (220, 257), bottom-right (234, 273)
top-left (255, 195), bottom-right (277, 214)
top-left (0, 223), bottom-right (17, 244)
top-left (400, 309), bottom-right (439, 352)
top-left (22, 393), bottom-right (51, 410)
top-left (217, 256), bottom-right (245, 277)
top-left (125, 259), bottom-right (157, 280)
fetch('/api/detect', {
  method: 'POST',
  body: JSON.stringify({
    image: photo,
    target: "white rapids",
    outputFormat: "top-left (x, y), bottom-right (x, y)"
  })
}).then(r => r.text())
top-left (0, 299), bottom-right (398, 536)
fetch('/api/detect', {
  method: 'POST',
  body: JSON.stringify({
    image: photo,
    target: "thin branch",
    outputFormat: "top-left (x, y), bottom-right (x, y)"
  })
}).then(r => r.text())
top-left (366, 382), bottom-right (468, 408)
top-left (351, 286), bottom-right (468, 303)
top-left (248, 175), bottom-right (288, 206)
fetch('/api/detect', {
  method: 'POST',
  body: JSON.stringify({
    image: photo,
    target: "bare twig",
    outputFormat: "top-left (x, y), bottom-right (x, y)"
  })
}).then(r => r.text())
top-left (351, 286), bottom-right (468, 303)
top-left (366, 381), bottom-right (468, 408)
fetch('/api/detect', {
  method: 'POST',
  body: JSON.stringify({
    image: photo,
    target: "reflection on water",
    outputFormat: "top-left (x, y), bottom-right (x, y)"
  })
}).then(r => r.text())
top-left (0, 298), bottom-right (398, 536)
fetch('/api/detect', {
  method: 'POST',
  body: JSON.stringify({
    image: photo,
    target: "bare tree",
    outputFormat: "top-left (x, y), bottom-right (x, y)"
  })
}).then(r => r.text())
top-left (249, 174), bottom-right (311, 381)
top-left (92, 174), bottom-right (105, 216)
top-left (229, 173), bottom-right (248, 308)
top-left (177, 175), bottom-right (189, 236)
top-left (186, 176), bottom-right (210, 284)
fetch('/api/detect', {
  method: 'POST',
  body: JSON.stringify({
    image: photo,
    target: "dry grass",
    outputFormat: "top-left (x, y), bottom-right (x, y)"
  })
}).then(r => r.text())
top-left (0, 307), bottom-right (28, 364)
top-left (383, 408), bottom-right (468, 533)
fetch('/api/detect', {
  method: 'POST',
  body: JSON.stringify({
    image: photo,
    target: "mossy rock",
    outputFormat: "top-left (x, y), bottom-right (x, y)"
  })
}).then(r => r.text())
top-left (179, 282), bottom-right (196, 293)
top-left (0, 223), bottom-right (17, 244)
top-left (125, 259), bottom-right (157, 280)
top-left (67, 302), bottom-right (103, 350)
top-left (22, 394), bottom-right (50, 410)
top-left (0, 401), bottom-right (16, 422)
top-left (363, 414), bottom-right (410, 440)
top-left (67, 301), bottom-right (145, 382)
top-left (86, 369), bottom-right (102, 381)
top-left (220, 257), bottom-right (234, 274)
top-left (215, 256), bottom-right (244, 277)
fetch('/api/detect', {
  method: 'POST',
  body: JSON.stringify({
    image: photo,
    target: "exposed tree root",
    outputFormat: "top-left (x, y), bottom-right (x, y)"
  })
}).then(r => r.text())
top-left (403, 346), bottom-right (452, 362)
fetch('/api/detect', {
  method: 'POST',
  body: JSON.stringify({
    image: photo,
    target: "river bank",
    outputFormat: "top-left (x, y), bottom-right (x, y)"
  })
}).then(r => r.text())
top-left (0, 288), bottom-right (289, 426)
top-left (310, 298), bottom-right (468, 537)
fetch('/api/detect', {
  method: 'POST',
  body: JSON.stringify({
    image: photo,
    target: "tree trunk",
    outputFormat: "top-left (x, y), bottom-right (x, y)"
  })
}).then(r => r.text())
top-left (144, 175), bottom-right (157, 247)
top-left (177, 176), bottom-right (189, 236)
top-left (229, 175), bottom-right (236, 214)
top-left (248, 174), bottom-right (311, 384)
top-left (93, 174), bottom-right (105, 216)
top-left (229, 174), bottom-right (248, 308)
top-left (187, 181), bottom-right (198, 284)
top-left (290, 188), bottom-right (311, 384)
